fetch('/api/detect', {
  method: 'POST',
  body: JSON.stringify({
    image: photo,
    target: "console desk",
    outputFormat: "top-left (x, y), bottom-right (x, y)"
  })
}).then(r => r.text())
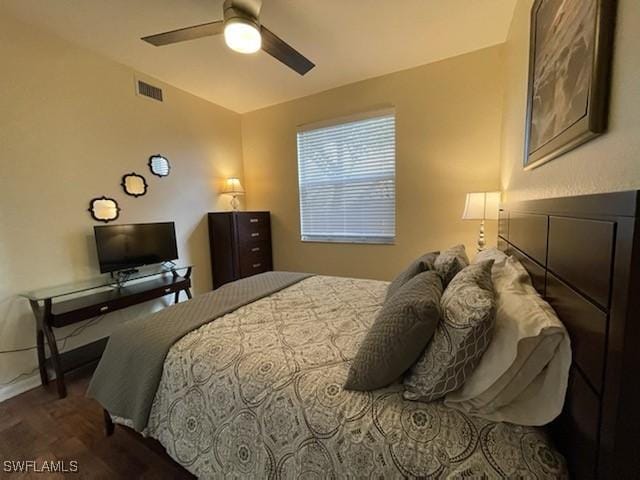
top-left (21, 265), bottom-right (192, 398)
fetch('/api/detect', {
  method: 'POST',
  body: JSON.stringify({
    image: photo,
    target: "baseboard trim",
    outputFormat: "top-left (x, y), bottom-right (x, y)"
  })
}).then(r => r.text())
top-left (0, 373), bottom-right (42, 403)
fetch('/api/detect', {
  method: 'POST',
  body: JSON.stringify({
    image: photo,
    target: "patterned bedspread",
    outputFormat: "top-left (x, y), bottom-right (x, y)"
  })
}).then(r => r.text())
top-left (125, 276), bottom-right (567, 479)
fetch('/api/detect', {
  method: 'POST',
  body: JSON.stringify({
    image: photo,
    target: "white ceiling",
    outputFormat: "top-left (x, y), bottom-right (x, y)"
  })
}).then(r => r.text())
top-left (1, 0), bottom-right (517, 113)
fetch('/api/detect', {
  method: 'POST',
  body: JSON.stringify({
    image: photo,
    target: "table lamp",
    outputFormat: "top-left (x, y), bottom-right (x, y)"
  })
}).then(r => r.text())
top-left (462, 191), bottom-right (500, 252)
top-left (222, 177), bottom-right (245, 211)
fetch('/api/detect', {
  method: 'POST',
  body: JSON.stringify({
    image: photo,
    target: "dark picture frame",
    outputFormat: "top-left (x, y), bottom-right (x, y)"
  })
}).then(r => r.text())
top-left (523, 0), bottom-right (616, 170)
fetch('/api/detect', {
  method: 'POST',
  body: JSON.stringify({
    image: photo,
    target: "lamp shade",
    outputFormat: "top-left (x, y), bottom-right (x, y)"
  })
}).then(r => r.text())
top-left (222, 177), bottom-right (245, 195)
top-left (462, 191), bottom-right (500, 220)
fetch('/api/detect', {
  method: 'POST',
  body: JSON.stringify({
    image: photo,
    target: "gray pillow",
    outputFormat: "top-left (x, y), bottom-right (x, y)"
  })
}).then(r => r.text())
top-left (345, 270), bottom-right (443, 391)
top-left (434, 244), bottom-right (470, 286)
top-left (403, 260), bottom-right (496, 402)
top-left (386, 251), bottom-right (439, 300)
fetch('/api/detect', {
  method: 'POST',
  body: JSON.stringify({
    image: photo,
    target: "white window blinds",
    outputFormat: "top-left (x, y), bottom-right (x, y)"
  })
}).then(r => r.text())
top-left (297, 110), bottom-right (396, 244)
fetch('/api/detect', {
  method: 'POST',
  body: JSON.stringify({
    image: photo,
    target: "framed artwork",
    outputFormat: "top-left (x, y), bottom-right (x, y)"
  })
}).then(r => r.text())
top-left (524, 0), bottom-right (616, 170)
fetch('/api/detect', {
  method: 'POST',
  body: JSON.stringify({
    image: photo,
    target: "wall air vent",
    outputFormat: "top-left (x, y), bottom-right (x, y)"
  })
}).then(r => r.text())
top-left (137, 80), bottom-right (163, 102)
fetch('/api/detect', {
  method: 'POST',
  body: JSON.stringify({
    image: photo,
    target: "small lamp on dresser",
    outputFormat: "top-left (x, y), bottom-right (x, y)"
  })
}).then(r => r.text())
top-left (222, 177), bottom-right (245, 211)
top-left (462, 191), bottom-right (500, 252)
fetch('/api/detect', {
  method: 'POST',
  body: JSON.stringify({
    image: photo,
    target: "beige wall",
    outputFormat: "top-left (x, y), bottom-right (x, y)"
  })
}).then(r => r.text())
top-left (242, 45), bottom-right (505, 281)
top-left (500, 0), bottom-right (640, 202)
top-left (0, 13), bottom-right (244, 399)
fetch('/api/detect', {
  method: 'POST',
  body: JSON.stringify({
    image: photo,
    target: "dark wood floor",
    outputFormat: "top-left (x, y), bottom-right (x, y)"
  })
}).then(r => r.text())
top-left (0, 367), bottom-right (193, 479)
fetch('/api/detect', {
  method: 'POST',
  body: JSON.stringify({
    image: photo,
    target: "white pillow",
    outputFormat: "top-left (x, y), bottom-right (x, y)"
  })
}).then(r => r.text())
top-left (444, 256), bottom-right (571, 426)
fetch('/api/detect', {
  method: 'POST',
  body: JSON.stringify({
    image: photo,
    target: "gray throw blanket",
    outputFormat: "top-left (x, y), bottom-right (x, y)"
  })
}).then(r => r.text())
top-left (87, 271), bottom-right (311, 431)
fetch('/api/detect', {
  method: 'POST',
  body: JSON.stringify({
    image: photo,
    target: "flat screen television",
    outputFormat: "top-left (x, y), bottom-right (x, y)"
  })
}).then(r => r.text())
top-left (94, 222), bottom-right (178, 273)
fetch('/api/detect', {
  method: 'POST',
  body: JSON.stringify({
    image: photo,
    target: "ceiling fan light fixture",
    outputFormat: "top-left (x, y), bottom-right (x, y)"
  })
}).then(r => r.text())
top-left (143, 0), bottom-right (315, 75)
top-left (224, 18), bottom-right (261, 54)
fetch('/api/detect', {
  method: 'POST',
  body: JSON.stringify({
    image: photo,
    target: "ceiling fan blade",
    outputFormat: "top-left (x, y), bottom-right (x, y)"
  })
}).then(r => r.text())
top-left (260, 26), bottom-right (315, 75)
top-left (141, 20), bottom-right (224, 46)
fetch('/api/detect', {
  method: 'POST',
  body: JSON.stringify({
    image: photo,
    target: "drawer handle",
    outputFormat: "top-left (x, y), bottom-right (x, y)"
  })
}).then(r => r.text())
top-left (251, 232), bottom-right (260, 237)
top-left (250, 218), bottom-right (259, 223)
top-left (252, 263), bottom-right (262, 268)
top-left (251, 247), bottom-right (260, 252)
top-left (99, 306), bottom-right (109, 312)
top-left (164, 288), bottom-right (171, 293)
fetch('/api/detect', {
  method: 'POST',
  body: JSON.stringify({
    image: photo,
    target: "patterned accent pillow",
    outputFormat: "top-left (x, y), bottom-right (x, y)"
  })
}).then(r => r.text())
top-left (386, 251), bottom-right (439, 300)
top-left (434, 244), bottom-right (470, 286)
top-left (345, 270), bottom-right (443, 391)
top-left (403, 260), bottom-right (496, 402)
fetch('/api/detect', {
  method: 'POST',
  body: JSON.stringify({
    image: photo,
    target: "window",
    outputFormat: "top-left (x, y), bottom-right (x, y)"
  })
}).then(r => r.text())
top-left (297, 109), bottom-right (396, 244)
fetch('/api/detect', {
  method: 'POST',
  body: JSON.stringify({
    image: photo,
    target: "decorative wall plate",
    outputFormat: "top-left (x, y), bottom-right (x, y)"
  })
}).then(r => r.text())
top-left (121, 172), bottom-right (148, 197)
top-left (88, 197), bottom-right (121, 223)
top-left (149, 155), bottom-right (171, 177)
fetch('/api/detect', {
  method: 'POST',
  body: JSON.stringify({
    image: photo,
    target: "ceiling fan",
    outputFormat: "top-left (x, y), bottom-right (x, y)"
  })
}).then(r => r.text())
top-left (141, 0), bottom-right (315, 76)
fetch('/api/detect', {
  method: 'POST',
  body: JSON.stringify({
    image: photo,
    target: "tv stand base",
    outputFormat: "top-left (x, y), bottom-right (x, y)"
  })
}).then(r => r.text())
top-left (27, 267), bottom-right (192, 398)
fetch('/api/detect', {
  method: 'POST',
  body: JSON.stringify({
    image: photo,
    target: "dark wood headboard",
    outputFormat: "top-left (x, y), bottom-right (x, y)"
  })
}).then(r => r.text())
top-left (498, 190), bottom-right (640, 480)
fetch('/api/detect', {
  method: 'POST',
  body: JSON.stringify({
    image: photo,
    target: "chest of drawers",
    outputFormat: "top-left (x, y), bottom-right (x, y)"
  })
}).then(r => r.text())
top-left (207, 211), bottom-right (273, 289)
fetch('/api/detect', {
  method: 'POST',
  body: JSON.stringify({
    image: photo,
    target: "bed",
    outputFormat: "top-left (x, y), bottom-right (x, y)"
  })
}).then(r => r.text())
top-left (122, 275), bottom-right (564, 478)
top-left (91, 190), bottom-right (640, 479)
